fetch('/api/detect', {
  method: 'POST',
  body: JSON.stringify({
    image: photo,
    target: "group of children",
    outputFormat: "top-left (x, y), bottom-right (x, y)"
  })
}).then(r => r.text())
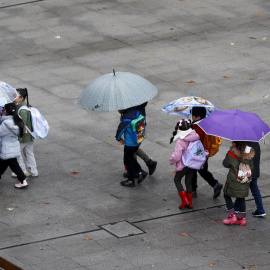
top-left (116, 104), bottom-right (266, 226)
top-left (0, 88), bottom-right (38, 189)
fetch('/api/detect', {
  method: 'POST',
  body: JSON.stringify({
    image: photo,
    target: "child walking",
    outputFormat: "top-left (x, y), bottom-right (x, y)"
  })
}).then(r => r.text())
top-left (223, 141), bottom-right (255, 226)
top-left (12, 88), bottom-right (38, 178)
top-left (169, 119), bottom-right (200, 209)
top-left (0, 103), bottom-right (28, 188)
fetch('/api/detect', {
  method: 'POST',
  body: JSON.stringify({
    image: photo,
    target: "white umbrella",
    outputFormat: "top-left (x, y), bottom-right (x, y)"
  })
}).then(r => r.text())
top-left (78, 70), bottom-right (158, 111)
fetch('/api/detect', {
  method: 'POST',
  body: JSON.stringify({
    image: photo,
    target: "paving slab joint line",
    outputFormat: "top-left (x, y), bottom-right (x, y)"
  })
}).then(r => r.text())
top-left (0, 196), bottom-right (269, 251)
top-left (0, 0), bottom-right (44, 9)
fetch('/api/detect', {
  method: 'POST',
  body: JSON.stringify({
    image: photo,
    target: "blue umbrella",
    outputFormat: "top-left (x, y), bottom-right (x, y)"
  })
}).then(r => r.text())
top-left (78, 70), bottom-right (158, 111)
top-left (161, 96), bottom-right (218, 118)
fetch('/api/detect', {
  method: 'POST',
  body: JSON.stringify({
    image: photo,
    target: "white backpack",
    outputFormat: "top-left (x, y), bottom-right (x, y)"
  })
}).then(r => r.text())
top-left (18, 106), bottom-right (49, 139)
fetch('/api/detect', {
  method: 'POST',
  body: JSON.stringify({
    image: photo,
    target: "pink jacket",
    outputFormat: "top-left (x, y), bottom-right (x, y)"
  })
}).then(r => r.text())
top-left (169, 129), bottom-right (200, 172)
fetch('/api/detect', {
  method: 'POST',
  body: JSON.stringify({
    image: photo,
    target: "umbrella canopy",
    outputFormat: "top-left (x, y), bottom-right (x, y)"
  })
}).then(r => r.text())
top-left (0, 81), bottom-right (19, 106)
top-left (161, 96), bottom-right (218, 118)
top-left (197, 109), bottom-right (270, 142)
top-left (78, 70), bottom-right (158, 111)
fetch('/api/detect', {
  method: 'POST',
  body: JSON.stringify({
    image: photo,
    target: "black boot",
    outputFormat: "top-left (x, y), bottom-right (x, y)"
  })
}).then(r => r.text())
top-left (120, 179), bottom-right (135, 187)
top-left (146, 160), bottom-right (157, 175)
top-left (137, 170), bottom-right (148, 184)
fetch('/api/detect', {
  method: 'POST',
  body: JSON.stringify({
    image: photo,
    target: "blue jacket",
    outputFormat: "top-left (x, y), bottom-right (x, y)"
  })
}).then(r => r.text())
top-left (0, 115), bottom-right (21, 160)
top-left (115, 106), bottom-right (141, 147)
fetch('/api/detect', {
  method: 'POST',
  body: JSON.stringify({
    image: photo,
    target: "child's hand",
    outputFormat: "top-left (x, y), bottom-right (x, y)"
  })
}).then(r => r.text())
top-left (118, 138), bottom-right (125, 145)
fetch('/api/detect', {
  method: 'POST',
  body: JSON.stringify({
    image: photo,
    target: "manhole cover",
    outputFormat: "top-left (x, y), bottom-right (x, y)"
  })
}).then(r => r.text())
top-left (101, 221), bottom-right (145, 238)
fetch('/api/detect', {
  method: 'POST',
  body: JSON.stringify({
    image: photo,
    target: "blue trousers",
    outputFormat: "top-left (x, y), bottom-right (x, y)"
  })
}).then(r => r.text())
top-left (234, 178), bottom-right (264, 211)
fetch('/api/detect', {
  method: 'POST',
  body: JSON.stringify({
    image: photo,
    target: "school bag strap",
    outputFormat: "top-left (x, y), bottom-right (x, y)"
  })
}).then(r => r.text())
top-left (228, 151), bottom-right (238, 160)
top-left (121, 110), bottom-right (140, 123)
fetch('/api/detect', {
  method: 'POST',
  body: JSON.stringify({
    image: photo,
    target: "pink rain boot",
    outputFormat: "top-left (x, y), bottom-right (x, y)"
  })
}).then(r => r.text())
top-left (236, 212), bottom-right (247, 226)
top-left (14, 179), bottom-right (28, 189)
top-left (223, 209), bottom-right (237, 225)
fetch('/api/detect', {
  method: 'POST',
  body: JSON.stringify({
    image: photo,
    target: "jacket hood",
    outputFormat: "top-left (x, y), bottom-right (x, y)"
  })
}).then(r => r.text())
top-left (173, 128), bottom-right (198, 142)
top-left (230, 146), bottom-right (255, 160)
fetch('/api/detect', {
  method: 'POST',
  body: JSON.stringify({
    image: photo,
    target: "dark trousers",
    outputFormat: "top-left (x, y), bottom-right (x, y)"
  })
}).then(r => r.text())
top-left (234, 178), bottom-right (264, 211)
top-left (0, 158), bottom-right (26, 183)
top-left (224, 194), bottom-right (246, 212)
top-left (124, 145), bottom-right (142, 180)
top-left (174, 167), bottom-right (195, 193)
top-left (192, 159), bottom-right (218, 191)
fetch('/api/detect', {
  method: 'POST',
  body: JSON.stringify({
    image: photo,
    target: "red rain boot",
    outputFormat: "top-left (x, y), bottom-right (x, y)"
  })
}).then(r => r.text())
top-left (178, 191), bottom-right (190, 209)
top-left (223, 209), bottom-right (237, 225)
top-left (186, 193), bottom-right (193, 209)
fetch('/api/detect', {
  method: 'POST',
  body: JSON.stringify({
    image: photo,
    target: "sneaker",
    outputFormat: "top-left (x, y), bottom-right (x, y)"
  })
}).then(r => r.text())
top-left (146, 160), bottom-right (157, 175)
top-left (11, 171), bottom-right (38, 177)
top-left (14, 179), bottom-right (28, 189)
top-left (137, 170), bottom-right (148, 184)
top-left (120, 180), bottom-right (135, 187)
top-left (213, 182), bottom-right (223, 199)
top-left (252, 209), bottom-right (266, 217)
top-left (123, 172), bottom-right (139, 178)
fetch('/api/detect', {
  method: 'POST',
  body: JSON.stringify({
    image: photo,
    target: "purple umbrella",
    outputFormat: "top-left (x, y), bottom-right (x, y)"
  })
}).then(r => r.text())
top-left (197, 109), bottom-right (270, 142)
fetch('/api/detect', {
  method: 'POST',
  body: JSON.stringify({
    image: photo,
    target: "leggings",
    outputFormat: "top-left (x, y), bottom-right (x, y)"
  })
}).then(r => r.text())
top-left (224, 194), bottom-right (246, 212)
top-left (174, 167), bottom-right (195, 193)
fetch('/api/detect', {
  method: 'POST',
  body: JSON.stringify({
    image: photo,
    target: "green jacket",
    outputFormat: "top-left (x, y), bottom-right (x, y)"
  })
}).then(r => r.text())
top-left (223, 146), bottom-right (255, 198)
top-left (16, 100), bottom-right (34, 143)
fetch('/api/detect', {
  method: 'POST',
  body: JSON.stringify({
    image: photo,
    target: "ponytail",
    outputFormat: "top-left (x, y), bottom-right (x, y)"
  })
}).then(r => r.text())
top-left (170, 119), bottom-right (192, 144)
top-left (16, 88), bottom-right (31, 107)
top-left (4, 103), bottom-right (24, 137)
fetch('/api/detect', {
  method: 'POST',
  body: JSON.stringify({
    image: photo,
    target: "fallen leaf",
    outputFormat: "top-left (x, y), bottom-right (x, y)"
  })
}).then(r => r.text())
top-left (178, 233), bottom-right (187, 236)
top-left (83, 238), bottom-right (91, 241)
top-left (255, 14), bottom-right (260, 16)
top-left (187, 80), bottom-right (195, 83)
top-left (209, 264), bottom-right (215, 267)
top-left (0, 191), bottom-right (3, 194)
top-left (250, 78), bottom-right (255, 80)
top-left (42, 230), bottom-right (48, 233)
top-left (151, 102), bottom-right (155, 105)
top-left (107, 140), bottom-right (111, 143)
top-left (96, 9), bottom-right (100, 11)
top-left (103, 7), bottom-right (107, 9)
top-left (249, 265), bottom-right (257, 269)
top-left (230, 42), bottom-right (235, 45)
top-left (172, 171), bottom-right (176, 174)
top-left (162, 199), bottom-right (167, 201)
top-left (248, 92), bottom-right (254, 94)
top-left (178, 0), bottom-right (184, 1)
top-left (249, 37), bottom-right (256, 39)
top-left (54, 36), bottom-right (61, 39)
top-left (71, 172), bottom-right (79, 175)
top-left (212, 218), bottom-right (221, 222)
top-left (262, 37), bottom-right (268, 40)
top-left (223, 75), bottom-right (229, 78)
top-left (44, 203), bottom-right (50, 205)
top-left (263, 95), bottom-right (269, 98)
top-left (7, 208), bottom-right (14, 211)
top-left (145, 57), bottom-right (152, 60)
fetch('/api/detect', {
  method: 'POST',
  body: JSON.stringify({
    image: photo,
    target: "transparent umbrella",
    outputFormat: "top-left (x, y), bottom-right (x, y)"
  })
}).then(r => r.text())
top-left (78, 70), bottom-right (158, 111)
top-left (0, 81), bottom-right (19, 106)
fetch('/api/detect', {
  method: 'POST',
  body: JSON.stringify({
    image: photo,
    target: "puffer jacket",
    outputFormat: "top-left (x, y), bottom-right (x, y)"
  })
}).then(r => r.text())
top-left (169, 129), bottom-right (200, 172)
top-left (0, 115), bottom-right (21, 160)
top-left (223, 146), bottom-right (255, 198)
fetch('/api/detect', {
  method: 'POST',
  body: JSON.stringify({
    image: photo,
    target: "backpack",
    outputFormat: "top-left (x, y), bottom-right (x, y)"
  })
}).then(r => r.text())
top-left (18, 106), bottom-right (49, 139)
top-left (228, 151), bottom-right (252, 183)
top-left (121, 110), bottom-right (146, 144)
top-left (202, 134), bottom-right (222, 157)
top-left (182, 140), bottom-right (209, 170)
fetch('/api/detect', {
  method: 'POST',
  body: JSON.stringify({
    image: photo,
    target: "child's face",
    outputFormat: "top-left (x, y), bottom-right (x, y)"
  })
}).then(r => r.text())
top-left (14, 95), bottom-right (24, 104)
top-left (192, 115), bottom-right (201, 122)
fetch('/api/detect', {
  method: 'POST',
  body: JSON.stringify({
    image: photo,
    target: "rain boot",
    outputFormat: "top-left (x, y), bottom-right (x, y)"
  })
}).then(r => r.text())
top-left (186, 193), bottom-right (193, 209)
top-left (236, 212), bottom-right (246, 226)
top-left (178, 191), bottom-right (190, 209)
top-left (223, 209), bottom-right (237, 225)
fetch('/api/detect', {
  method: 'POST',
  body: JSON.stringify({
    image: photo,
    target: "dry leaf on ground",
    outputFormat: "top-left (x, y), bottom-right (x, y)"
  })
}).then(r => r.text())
top-left (71, 172), bottom-right (79, 175)
top-left (248, 92), bottom-right (254, 94)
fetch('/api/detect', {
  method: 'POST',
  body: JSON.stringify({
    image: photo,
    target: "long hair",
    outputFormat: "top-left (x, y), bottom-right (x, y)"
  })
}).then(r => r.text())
top-left (16, 88), bottom-right (31, 107)
top-left (170, 119), bottom-right (191, 144)
top-left (4, 103), bottom-right (24, 137)
top-left (233, 141), bottom-right (247, 158)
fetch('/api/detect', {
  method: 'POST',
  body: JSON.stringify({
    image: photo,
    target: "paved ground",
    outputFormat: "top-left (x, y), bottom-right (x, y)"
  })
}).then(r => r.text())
top-left (0, 0), bottom-right (270, 269)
